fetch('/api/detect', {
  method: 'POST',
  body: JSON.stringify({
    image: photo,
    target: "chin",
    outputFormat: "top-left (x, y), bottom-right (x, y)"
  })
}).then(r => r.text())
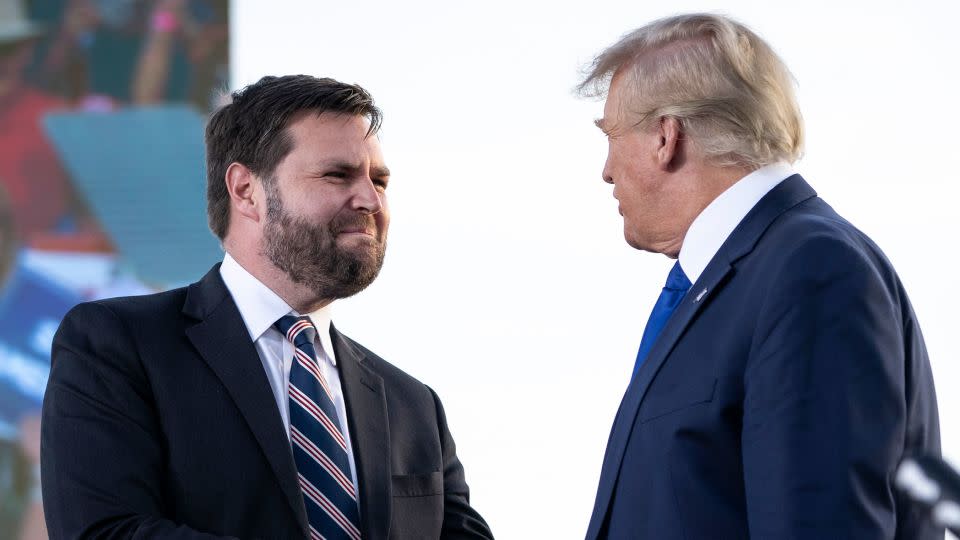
top-left (623, 227), bottom-right (646, 251)
top-left (624, 233), bottom-right (661, 255)
top-left (625, 238), bottom-right (650, 252)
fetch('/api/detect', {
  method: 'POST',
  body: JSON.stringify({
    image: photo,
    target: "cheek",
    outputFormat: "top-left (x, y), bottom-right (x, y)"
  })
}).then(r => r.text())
top-left (619, 188), bottom-right (640, 217)
top-left (608, 142), bottom-right (644, 181)
top-left (376, 199), bottom-right (390, 227)
top-left (606, 142), bottom-right (624, 175)
top-left (618, 176), bottom-right (655, 224)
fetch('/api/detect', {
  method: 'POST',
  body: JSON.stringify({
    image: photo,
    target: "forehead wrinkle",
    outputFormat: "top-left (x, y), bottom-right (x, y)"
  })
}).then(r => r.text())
top-left (595, 116), bottom-right (629, 139)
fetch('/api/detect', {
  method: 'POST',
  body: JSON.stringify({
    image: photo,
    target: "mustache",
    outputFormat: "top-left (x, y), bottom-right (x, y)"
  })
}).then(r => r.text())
top-left (331, 214), bottom-right (378, 234)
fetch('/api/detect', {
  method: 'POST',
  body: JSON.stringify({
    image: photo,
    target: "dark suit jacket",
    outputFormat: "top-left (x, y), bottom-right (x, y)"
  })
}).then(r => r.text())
top-left (586, 176), bottom-right (941, 540)
top-left (41, 265), bottom-right (493, 540)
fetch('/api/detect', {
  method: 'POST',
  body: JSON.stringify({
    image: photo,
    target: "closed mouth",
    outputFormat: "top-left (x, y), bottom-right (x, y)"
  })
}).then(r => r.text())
top-left (338, 229), bottom-right (375, 237)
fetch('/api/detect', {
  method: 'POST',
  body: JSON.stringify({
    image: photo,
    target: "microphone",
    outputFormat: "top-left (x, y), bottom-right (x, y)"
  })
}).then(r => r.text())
top-left (896, 454), bottom-right (960, 536)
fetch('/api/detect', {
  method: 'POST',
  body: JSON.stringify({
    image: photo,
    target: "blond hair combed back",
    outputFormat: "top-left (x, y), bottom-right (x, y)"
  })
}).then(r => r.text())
top-left (580, 13), bottom-right (804, 168)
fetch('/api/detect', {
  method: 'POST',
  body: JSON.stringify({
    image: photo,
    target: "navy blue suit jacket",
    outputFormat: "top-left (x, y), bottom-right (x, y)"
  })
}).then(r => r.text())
top-left (586, 176), bottom-right (941, 540)
top-left (41, 266), bottom-right (493, 539)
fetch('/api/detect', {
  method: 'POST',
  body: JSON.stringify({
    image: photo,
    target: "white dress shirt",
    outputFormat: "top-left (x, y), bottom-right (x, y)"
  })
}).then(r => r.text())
top-left (219, 253), bottom-right (359, 496)
top-left (679, 162), bottom-right (795, 284)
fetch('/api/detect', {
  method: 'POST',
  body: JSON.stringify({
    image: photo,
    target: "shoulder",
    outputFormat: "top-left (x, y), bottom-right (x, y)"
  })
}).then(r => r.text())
top-left (51, 290), bottom-right (192, 396)
top-left (57, 287), bottom-right (189, 346)
top-left (65, 287), bottom-right (188, 325)
top-left (341, 334), bottom-right (427, 387)
top-left (742, 197), bottom-right (910, 319)
top-left (337, 332), bottom-right (442, 405)
top-left (757, 197), bottom-right (895, 280)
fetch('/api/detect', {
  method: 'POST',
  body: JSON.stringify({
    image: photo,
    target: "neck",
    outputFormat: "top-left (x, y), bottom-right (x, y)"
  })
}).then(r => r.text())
top-left (669, 162), bottom-right (754, 258)
top-left (224, 240), bottom-right (333, 314)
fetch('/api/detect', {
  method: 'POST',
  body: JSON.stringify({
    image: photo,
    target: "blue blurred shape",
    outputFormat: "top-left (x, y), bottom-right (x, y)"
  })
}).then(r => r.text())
top-left (0, 256), bottom-right (80, 438)
top-left (43, 106), bottom-right (223, 287)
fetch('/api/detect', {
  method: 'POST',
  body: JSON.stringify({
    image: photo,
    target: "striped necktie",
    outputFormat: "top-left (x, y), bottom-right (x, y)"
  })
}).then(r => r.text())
top-left (275, 315), bottom-right (362, 540)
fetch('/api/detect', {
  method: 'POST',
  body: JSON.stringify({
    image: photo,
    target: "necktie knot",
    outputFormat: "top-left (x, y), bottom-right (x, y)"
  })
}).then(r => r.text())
top-left (274, 315), bottom-right (316, 348)
top-left (664, 261), bottom-right (692, 292)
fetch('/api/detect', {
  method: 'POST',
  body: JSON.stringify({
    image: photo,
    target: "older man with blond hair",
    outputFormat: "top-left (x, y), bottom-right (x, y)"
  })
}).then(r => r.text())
top-left (581, 13), bottom-right (940, 540)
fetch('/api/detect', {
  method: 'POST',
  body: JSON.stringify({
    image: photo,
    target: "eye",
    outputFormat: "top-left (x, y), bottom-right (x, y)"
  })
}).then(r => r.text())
top-left (373, 178), bottom-right (389, 192)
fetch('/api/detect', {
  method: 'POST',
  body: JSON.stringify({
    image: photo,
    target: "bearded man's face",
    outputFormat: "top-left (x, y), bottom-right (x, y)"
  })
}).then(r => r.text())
top-left (261, 113), bottom-right (390, 300)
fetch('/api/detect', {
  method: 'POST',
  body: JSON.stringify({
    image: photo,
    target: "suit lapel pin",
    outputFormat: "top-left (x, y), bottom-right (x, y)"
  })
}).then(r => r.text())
top-left (694, 288), bottom-right (708, 302)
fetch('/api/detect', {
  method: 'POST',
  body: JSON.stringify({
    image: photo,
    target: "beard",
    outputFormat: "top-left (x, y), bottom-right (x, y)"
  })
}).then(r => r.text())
top-left (262, 188), bottom-right (386, 300)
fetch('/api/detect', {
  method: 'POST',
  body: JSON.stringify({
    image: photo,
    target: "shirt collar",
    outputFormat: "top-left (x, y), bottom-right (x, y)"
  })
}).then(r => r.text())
top-left (678, 162), bottom-right (794, 284)
top-left (219, 254), bottom-right (337, 364)
top-left (304, 302), bottom-right (337, 366)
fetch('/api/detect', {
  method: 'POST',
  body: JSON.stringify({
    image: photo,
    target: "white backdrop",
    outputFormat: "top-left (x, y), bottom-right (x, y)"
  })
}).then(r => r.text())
top-left (234, 1), bottom-right (959, 537)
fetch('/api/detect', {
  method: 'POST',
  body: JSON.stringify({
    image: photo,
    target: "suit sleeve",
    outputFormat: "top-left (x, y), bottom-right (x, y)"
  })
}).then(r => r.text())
top-left (426, 387), bottom-right (494, 539)
top-left (41, 302), bottom-right (239, 540)
top-left (741, 235), bottom-right (920, 539)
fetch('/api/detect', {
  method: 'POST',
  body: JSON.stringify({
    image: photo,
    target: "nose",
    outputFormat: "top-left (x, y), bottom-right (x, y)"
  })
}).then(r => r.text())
top-left (602, 156), bottom-right (614, 185)
top-left (350, 177), bottom-right (383, 215)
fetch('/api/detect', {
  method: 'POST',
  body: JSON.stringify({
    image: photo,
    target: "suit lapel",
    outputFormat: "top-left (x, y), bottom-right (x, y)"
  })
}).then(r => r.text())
top-left (182, 266), bottom-right (309, 537)
top-left (586, 175), bottom-right (818, 539)
top-left (585, 262), bottom-right (733, 539)
top-left (332, 326), bottom-right (391, 540)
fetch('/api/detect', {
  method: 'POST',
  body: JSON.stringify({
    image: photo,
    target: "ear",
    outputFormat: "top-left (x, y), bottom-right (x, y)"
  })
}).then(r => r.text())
top-left (224, 162), bottom-right (263, 224)
top-left (655, 116), bottom-right (683, 170)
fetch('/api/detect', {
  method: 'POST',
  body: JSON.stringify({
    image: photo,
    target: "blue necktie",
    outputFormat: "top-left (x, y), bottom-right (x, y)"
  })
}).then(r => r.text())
top-left (632, 262), bottom-right (692, 380)
top-left (275, 315), bottom-right (362, 540)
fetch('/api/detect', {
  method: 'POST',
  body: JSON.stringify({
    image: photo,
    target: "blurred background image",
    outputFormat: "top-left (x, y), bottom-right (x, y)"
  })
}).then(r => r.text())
top-left (0, 0), bottom-right (227, 536)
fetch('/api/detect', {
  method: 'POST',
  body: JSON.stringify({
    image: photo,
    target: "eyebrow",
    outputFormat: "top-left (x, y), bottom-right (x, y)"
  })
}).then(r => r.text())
top-left (594, 118), bottom-right (610, 134)
top-left (316, 160), bottom-right (391, 178)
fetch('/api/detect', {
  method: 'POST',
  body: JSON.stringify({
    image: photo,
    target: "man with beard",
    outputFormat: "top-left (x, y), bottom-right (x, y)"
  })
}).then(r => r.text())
top-left (40, 75), bottom-right (494, 540)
